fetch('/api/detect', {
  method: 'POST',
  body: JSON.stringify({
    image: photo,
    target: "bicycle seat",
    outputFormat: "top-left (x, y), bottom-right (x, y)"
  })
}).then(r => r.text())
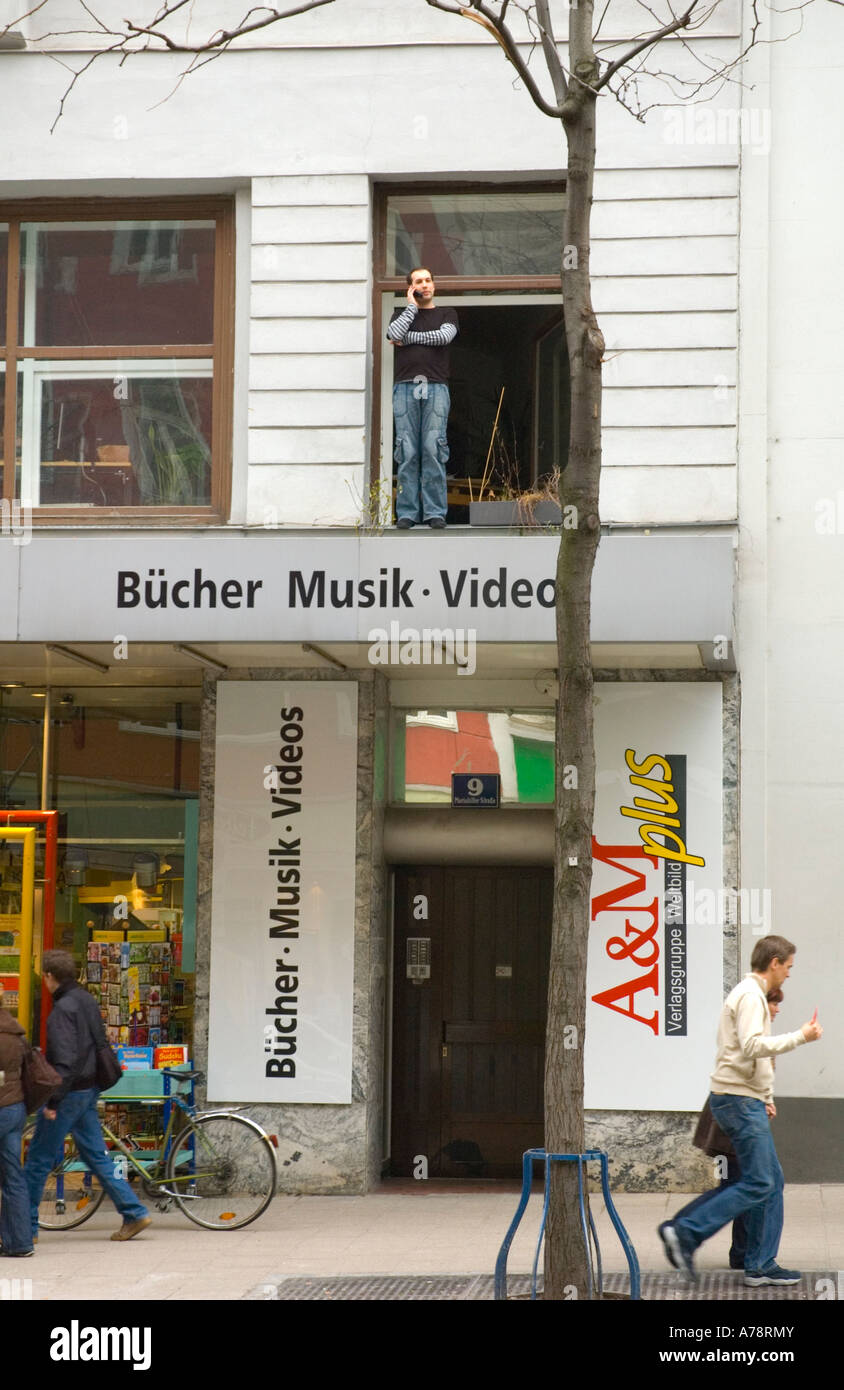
top-left (161, 1067), bottom-right (205, 1083)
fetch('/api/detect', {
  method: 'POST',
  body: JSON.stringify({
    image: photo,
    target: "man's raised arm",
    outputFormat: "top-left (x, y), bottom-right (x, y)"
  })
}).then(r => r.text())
top-left (735, 993), bottom-right (813, 1059)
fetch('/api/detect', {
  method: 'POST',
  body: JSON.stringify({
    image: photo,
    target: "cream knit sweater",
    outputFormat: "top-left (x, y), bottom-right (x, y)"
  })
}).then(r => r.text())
top-left (710, 975), bottom-right (806, 1105)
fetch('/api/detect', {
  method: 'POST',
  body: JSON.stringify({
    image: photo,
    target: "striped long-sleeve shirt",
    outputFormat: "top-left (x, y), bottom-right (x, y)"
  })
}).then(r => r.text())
top-left (386, 303), bottom-right (458, 348)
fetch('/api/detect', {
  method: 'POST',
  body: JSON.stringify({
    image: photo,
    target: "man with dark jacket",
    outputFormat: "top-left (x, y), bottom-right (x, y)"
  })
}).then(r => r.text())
top-left (24, 950), bottom-right (150, 1242)
top-left (0, 985), bottom-right (32, 1256)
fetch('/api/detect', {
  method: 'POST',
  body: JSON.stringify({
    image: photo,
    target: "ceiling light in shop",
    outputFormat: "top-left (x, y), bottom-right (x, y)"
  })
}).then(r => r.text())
top-left (132, 853), bottom-right (160, 889)
top-left (65, 848), bottom-right (89, 885)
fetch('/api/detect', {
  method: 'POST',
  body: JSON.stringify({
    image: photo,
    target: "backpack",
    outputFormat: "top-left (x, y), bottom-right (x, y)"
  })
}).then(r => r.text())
top-left (21, 1043), bottom-right (62, 1113)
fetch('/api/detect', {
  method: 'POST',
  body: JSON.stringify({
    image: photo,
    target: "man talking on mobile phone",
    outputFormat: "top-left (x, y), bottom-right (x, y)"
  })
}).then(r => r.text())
top-left (387, 267), bottom-right (458, 529)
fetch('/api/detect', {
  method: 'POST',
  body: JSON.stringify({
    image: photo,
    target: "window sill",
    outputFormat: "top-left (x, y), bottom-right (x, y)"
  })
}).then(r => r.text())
top-left (28, 508), bottom-right (226, 527)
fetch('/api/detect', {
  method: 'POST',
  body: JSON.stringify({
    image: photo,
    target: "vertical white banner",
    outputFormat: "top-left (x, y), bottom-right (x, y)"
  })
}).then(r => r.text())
top-left (585, 683), bottom-right (724, 1110)
top-left (207, 682), bottom-right (358, 1102)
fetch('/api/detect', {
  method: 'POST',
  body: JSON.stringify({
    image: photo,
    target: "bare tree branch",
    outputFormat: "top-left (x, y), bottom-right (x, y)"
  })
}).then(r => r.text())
top-left (535, 0), bottom-right (568, 105)
top-left (123, 0), bottom-right (337, 52)
top-left (77, 0), bottom-right (120, 34)
top-left (0, 0), bottom-right (50, 38)
top-left (594, 3), bottom-right (699, 91)
top-left (45, 41), bottom-right (127, 132)
top-left (425, 0), bottom-right (567, 117)
top-left (592, 0), bottom-right (614, 43)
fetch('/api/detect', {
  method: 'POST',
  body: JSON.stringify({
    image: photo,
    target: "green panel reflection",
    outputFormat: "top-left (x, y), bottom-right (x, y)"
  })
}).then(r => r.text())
top-left (512, 736), bottom-right (555, 804)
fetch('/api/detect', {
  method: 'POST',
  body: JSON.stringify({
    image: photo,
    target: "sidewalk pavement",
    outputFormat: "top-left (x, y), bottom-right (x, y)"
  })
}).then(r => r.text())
top-left (15, 1182), bottom-right (844, 1302)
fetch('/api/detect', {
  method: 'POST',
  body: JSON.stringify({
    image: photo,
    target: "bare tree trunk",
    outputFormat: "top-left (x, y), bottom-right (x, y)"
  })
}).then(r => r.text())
top-left (544, 14), bottom-right (604, 1300)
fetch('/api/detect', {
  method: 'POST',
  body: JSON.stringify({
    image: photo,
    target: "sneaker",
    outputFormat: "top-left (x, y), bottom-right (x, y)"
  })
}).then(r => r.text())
top-left (396, 518), bottom-right (413, 530)
top-left (110, 1216), bottom-right (152, 1242)
top-left (660, 1223), bottom-right (697, 1282)
top-left (657, 1222), bottom-right (679, 1270)
top-left (427, 517), bottom-right (446, 529)
top-left (744, 1264), bottom-right (801, 1287)
top-left (0, 1247), bottom-right (34, 1258)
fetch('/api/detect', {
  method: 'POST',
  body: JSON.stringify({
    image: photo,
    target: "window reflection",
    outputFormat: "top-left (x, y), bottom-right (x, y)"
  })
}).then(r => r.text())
top-left (20, 221), bottom-right (214, 347)
top-left (398, 710), bottom-right (555, 804)
top-left (386, 193), bottom-right (565, 278)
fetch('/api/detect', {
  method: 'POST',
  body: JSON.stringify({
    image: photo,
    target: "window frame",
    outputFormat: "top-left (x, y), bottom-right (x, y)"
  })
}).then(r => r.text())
top-left (0, 196), bottom-right (234, 524)
top-left (371, 182), bottom-right (564, 494)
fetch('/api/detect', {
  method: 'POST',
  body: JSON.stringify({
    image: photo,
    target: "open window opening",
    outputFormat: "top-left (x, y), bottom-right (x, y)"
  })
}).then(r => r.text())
top-left (374, 188), bottom-right (568, 522)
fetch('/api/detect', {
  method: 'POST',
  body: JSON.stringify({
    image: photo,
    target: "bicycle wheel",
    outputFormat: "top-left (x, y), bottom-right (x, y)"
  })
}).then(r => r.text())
top-left (29, 1131), bottom-right (106, 1231)
top-left (165, 1113), bottom-right (276, 1230)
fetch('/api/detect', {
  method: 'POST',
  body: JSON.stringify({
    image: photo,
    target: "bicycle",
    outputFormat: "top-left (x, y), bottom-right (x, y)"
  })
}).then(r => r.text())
top-left (23, 1068), bottom-right (278, 1232)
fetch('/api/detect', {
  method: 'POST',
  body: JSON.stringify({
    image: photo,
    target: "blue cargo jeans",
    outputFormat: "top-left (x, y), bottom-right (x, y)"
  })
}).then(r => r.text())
top-left (674, 1093), bottom-right (783, 1272)
top-left (393, 380), bottom-right (450, 524)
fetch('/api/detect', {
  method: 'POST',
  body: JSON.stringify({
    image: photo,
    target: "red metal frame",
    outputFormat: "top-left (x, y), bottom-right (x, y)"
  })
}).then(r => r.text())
top-left (0, 811), bottom-right (59, 1048)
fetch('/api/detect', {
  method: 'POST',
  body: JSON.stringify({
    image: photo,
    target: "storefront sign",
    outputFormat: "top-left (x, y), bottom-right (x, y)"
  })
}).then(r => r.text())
top-left (14, 533), bottom-right (734, 647)
top-left (585, 683), bottom-right (723, 1110)
top-left (207, 682), bottom-right (358, 1103)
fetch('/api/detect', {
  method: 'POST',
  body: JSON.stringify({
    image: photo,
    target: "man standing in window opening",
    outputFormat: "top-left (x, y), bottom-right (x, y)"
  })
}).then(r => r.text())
top-left (24, 950), bottom-right (152, 1244)
top-left (387, 267), bottom-right (458, 529)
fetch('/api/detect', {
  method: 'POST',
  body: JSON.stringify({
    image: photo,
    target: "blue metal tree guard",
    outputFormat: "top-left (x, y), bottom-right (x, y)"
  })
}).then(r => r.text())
top-left (494, 1148), bottom-right (641, 1301)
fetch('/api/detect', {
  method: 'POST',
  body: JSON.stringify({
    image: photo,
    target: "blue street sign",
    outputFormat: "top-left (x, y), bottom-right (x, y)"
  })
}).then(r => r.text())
top-left (451, 773), bottom-right (500, 808)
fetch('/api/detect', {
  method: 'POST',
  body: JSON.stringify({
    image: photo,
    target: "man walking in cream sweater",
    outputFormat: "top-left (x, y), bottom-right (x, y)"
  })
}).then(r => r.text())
top-left (660, 934), bottom-right (823, 1286)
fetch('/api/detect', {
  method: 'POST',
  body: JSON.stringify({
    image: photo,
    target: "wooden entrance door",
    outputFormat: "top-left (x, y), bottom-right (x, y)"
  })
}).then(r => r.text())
top-left (391, 866), bottom-right (552, 1179)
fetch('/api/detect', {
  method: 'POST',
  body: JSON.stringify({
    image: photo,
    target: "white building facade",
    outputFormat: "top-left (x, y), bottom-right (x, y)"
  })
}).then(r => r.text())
top-left (0, 0), bottom-right (838, 1191)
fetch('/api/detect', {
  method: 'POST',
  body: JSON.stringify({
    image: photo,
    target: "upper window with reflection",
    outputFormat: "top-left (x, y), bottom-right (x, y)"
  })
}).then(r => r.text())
top-left (19, 221), bottom-right (215, 347)
top-left (0, 202), bottom-right (232, 517)
top-left (385, 192), bottom-right (566, 278)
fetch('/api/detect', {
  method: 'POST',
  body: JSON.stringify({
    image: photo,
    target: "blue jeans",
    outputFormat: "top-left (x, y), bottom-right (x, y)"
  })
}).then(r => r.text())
top-left (674, 1093), bottom-right (783, 1272)
top-left (671, 1154), bottom-right (747, 1266)
top-left (393, 380), bottom-right (450, 523)
top-left (25, 1089), bottom-right (148, 1240)
top-left (0, 1101), bottom-right (31, 1254)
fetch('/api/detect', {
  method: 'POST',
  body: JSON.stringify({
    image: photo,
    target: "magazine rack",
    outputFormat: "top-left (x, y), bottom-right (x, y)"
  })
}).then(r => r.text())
top-left (99, 1064), bottom-right (195, 1165)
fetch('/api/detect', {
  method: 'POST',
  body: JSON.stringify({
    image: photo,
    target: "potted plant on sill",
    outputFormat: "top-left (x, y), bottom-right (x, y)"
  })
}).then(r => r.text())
top-left (469, 484), bottom-right (562, 529)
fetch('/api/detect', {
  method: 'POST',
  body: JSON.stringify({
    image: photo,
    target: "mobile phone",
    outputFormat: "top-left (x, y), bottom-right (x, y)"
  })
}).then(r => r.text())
top-left (413, 290), bottom-right (423, 301)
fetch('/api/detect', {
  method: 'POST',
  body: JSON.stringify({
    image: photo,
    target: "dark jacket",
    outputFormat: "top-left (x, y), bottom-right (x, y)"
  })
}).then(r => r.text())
top-left (0, 1008), bottom-right (26, 1108)
top-left (46, 980), bottom-right (106, 1107)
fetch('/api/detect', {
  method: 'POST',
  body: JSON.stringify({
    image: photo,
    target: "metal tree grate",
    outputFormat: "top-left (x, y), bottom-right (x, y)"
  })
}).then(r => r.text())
top-left (246, 1271), bottom-right (833, 1301)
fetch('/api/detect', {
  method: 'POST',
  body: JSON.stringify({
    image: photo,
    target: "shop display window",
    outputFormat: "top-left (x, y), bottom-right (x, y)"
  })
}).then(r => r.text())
top-left (0, 687), bottom-right (199, 1053)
